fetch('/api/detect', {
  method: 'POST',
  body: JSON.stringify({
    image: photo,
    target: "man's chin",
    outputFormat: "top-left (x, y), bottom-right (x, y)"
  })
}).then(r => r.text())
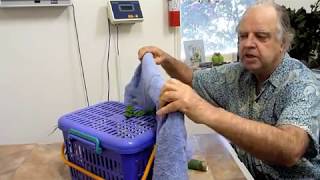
top-left (240, 57), bottom-right (266, 73)
top-left (242, 62), bottom-right (261, 72)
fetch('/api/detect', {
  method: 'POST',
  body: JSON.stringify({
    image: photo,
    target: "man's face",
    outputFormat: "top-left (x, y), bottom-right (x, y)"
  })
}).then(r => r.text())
top-left (238, 5), bottom-right (284, 74)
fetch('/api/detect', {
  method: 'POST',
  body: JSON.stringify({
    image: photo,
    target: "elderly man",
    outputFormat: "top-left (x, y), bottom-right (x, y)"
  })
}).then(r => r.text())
top-left (138, 1), bottom-right (320, 179)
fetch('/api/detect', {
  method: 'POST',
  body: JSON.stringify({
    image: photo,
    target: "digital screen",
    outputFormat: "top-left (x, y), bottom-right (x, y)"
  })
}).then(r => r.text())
top-left (119, 4), bottom-right (134, 11)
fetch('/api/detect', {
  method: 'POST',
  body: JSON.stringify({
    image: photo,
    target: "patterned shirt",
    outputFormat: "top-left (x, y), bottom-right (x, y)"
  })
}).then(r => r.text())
top-left (192, 54), bottom-right (320, 179)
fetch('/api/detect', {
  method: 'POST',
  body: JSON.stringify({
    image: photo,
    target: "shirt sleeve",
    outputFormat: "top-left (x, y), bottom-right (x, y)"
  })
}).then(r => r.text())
top-left (276, 81), bottom-right (320, 159)
top-left (192, 63), bottom-right (241, 108)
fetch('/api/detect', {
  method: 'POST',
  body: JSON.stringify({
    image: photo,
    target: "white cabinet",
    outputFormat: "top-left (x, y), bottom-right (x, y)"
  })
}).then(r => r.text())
top-left (0, 0), bottom-right (71, 7)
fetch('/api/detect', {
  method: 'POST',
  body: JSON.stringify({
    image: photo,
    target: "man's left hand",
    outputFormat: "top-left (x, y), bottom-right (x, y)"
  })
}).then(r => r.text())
top-left (157, 78), bottom-right (219, 124)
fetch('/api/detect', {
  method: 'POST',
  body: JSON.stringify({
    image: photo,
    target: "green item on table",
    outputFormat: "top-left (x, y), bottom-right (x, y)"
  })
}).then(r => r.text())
top-left (211, 52), bottom-right (224, 65)
top-left (188, 159), bottom-right (208, 172)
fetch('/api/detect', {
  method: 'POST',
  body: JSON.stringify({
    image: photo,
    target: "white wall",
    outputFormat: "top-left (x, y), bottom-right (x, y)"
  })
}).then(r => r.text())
top-left (0, 0), bottom-right (317, 144)
top-left (0, 0), bottom-right (176, 144)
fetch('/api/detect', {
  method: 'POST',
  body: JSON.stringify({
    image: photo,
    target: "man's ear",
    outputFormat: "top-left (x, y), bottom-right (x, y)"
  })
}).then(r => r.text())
top-left (280, 40), bottom-right (286, 54)
top-left (280, 35), bottom-right (288, 53)
top-left (280, 46), bottom-right (284, 54)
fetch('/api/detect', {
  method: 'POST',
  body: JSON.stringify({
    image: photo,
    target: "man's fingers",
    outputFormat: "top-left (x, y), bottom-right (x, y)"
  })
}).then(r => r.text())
top-left (138, 46), bottom-right (151, 60)
top-left (138, 46), bottom-right (169, 65)
top-left (159, 91), bottom-right (179, 108)
top-left (159, 79), bottom-right (186, 97)
top-left (154, 57), bottom-right (163, 65)
top-left (159, 84), bottom-right (177, 109)
top-left (162, 78), bottom-right (182, 89)
top-left (156, 101), bottom-right (180, 116)
top-left (160, 81), bottom-right (177, 96)
top-left (159, 99), bottom-right (166, 110)
top-left (158, 78), bottom-right (186, 109)
top-left (138, 46), bottom-right (159, 60)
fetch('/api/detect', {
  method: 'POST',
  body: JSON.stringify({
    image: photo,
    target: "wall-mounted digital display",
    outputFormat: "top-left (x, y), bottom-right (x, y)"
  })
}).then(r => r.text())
top-left (108, 0), bottom-right (143, 24)
top-left (119, 4), bottom-right (134, 12)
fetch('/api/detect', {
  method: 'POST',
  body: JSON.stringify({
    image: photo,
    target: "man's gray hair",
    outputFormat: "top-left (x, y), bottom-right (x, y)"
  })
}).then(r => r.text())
top-left (238, 0), bottom-right (295, 52)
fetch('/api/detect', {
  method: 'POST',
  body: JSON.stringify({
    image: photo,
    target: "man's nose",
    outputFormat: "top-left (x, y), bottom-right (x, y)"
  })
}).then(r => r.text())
top-left (243, 34), bottom-right (256, 48)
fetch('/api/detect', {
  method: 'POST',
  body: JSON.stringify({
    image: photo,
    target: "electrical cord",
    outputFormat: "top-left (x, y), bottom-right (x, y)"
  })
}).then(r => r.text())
top-left (106, 19), bottom-right (111, 101)
top-left (116, 25), bottom-right (120, 55)
top-left (114, 24), bottom-right (121, 101)
top-left (105, 4), bottom-right (121, 101)
top-left (71, 4), bottom-right (90, 107)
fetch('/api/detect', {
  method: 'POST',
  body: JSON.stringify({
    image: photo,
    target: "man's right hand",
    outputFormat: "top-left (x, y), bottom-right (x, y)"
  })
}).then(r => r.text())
top-left (138, 46), bottom-right (171, 65)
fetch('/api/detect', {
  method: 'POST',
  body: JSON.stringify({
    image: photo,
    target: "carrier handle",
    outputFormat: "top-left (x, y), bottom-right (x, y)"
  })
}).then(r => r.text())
top-left (68, 129), bottom-right (102, 154)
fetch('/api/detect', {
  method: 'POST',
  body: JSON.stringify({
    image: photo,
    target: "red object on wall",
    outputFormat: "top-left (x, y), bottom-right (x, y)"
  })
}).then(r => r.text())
top-left (168, 0), bottom-right (180, 27)
top-left (169, 11), bottom-right (180, 27)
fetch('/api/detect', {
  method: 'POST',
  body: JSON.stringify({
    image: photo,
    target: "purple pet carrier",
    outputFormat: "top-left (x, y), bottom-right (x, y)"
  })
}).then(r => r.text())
top-left (58, 101), bottom-right (156, 180)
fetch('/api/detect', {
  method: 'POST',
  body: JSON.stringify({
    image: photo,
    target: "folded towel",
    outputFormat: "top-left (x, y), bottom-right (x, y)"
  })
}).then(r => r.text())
top-left (124, 53), bottom-right (188, 180)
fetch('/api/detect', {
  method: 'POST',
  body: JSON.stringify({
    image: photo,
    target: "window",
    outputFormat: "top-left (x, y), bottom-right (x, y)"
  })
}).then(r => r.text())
top-left (181, 0), bottom-right (256, 58)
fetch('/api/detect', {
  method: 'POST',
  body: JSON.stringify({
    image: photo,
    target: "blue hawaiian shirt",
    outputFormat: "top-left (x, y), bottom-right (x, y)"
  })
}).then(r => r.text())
top-left (192, 54), bottom-right (320, 179)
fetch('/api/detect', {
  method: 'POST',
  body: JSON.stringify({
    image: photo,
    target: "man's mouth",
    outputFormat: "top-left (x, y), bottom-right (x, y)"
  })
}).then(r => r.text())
top-left (244, 54), bottom-right (256, 59)
top-left (241, 53), bottom-right (259, 66)
top-left (244, 53), bottom-right (257, 59)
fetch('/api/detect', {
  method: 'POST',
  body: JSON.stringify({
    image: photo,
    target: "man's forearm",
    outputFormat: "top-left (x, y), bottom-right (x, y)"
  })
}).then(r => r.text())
top-left (161, 56), bottom-right (193, 86)
top-left (198, 102), bottom-right (309, 167)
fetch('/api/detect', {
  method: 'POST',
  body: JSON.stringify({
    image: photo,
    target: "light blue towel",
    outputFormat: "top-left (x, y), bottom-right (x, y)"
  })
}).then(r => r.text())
top-left (124, 53), bottom-right (188, 180)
